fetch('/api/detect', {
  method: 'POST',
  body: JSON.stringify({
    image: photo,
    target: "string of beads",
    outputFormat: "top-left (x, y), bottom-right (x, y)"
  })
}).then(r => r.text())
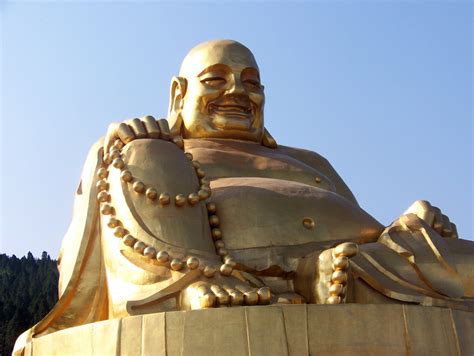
top-left (96, 138), bottom-right (236, 277)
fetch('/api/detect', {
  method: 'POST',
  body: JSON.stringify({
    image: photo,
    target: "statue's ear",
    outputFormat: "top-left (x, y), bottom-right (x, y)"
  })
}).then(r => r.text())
top-left (167, 76), bottom-right (188, 136)
top-left (262, 128), bottom-right (277, 148)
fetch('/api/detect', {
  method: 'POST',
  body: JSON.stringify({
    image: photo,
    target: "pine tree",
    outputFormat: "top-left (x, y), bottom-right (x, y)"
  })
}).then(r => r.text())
top-left (0, 252), bottom-right (58, 355)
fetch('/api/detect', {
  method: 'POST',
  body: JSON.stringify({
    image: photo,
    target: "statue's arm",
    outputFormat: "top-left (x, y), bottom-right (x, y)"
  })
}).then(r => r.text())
top-left (99, 117), bottom-right (272, 312)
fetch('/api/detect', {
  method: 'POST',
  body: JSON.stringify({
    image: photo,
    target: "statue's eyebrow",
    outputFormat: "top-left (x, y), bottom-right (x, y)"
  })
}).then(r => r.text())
top-left (197, 64), bottom-right (230, 77)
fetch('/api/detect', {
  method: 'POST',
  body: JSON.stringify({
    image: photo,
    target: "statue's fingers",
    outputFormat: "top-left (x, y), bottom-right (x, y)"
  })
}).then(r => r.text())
top-left (104, 122), bottom-right (120, 155)
top-left (126, 118), bottom-right (147, 139)
top-left (117, 122), bottom-right (135, 144)
top-left (224, 287), bottom-right (244, 306)
top-left (432, 207), bottom-right (444, 234)
top-left (450, 223), bottom-right (458, 239)
top-left (142, 115), bottom-right (161, 139)
top-left (210, 284), bottom-right (230, 306)
top-left (257, 287), bottom-right (272, 305)
top-left (441, 214), bottom-right (453, 237)
top-left (157, 119), bottom-right (171, 140)
top-left (172, 136), bottom-right (185, 149)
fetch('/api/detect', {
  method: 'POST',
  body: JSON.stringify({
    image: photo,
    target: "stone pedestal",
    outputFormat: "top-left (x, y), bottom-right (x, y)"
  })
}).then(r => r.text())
top-left (25, 304), bottom-right (474, 355)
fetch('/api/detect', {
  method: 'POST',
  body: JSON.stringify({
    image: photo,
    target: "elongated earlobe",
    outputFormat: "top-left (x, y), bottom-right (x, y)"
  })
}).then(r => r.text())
top-left (167, 76), bottom-right (187, 136)
top-left (261, 128), bottom-right (277, 148)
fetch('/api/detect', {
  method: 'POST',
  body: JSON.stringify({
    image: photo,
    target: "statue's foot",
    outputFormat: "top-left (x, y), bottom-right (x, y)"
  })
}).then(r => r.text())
top-left (403, 200), bottom-right (458, 238)
top-left (181, 276), bottom-right (272, 310)
top-left (315, 242), bottom-right (358, 304)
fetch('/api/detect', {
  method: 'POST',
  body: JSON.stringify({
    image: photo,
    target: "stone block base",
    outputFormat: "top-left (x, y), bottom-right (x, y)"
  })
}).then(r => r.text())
top-left (25, 304), bottom-right (474, 355)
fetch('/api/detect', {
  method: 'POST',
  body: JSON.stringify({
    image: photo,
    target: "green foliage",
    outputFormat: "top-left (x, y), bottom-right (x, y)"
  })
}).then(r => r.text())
top-left (0, 252), bottom-right (58, 356)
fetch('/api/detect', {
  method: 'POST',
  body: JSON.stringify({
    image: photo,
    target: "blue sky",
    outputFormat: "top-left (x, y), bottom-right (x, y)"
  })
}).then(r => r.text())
top-left (1, 1), bottom-right (472, 257)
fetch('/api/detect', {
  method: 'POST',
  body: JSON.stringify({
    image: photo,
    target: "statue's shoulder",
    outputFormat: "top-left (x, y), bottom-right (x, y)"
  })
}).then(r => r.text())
top-left (277, 145), bottom-right (332, 167)
top-left (277, 145), bottom-right (358, 205)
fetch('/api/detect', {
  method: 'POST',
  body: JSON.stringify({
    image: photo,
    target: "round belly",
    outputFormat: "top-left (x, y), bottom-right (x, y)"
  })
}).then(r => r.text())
top-left (211, 177), bottom-right (383, 250)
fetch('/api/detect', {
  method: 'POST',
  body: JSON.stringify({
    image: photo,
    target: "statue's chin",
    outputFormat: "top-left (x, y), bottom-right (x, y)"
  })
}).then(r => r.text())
top-left (211, 114), bottom-right (252, 131)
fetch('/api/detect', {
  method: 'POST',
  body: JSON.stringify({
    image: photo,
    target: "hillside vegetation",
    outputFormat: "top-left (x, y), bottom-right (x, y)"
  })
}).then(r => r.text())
top-left (0, 252), bottom-right (58, 356)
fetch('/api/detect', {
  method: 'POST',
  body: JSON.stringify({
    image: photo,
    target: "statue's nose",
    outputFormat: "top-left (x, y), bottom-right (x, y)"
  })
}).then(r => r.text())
top-left (227, 75), bottom-right (246, 95)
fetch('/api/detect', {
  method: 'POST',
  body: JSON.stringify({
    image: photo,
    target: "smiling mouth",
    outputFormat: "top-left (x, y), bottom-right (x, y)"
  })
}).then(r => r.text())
top-left (208, 103), bottom-right (254, 131)
top-left (209, 104), bottom-right (252, 118)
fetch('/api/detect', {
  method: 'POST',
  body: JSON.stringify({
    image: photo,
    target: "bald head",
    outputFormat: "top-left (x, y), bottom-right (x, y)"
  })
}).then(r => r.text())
top-left (179, 40), bottom-right (259, 79)
top-left (169, 39), bottom-right (265, 143)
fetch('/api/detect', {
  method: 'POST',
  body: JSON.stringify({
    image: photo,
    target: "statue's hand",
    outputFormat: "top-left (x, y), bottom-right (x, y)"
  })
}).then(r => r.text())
top-left (103, 115), bottom-right (184, 155)
top-left (403, 200), bottom-right (458, 238)
top-left (315, 242), bottom-right (358, 304)
top-left (181, 274), bottom-right (272, 310)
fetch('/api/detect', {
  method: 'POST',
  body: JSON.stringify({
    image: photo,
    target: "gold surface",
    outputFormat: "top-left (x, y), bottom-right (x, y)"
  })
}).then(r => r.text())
top-left (24, 305), bottom-right (474, 355)
top-left (13, 39), bottom-right (474, 355)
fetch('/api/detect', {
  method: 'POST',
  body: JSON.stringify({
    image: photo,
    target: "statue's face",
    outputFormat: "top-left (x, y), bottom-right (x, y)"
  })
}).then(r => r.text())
top-left (178, 41), bottom-right (265, 142)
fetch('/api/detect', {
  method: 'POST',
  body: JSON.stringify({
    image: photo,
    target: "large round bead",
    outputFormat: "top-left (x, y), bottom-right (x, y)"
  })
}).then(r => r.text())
top-left (97, 168), bottom-right (108, 179)
top-left (96, 180), bottom-right (108, 191)
top-left (156, 250), bottom-right (169, 263)
top-left (198, 189), bottom-right (210, 201)
top-left (112, 158), bottom-right (125, 169)
top-left (120, 170), bottom-right (133, 182)
top-left (133, 241), bottom-right (146, 254)
top-left (100, 203), bottom-right (113, 215)
top-left (109, 149), bottom-right (121, 160)
top-left (175, 194), bottom-right (186, 207)
top-left (143, 246), bottom-right (157, 258)
top-left (107, 217), bottom-right (119, 228)
top-left (203, 266), bottom-right (216, 278)
top-left (133, 181), bottom-right (145, 193)
top-left (206, 202), bottom-right (217, 214)
top-left (187, 193), bottom-right (199, 205)
top-left (186, 256), bottom-right (199, 270)
top-left (97, 191), bottom-right (109, 203)
top-left (159, 193), bottom-right (170, 206)
top-left (219, 263), bottom-right (233, 276)
top-left (208, 215), bottom-right (220, 226)
top-left (196, 168), bottom-right (206, 178)
top-left (170, 259), bottom-right (183, 271)
top-left (122, 234), bottom-right (136, 247)
top-left (146, 188), bottom-right (158, 200)
top-left (114, 226), bottom-right (126, 238)
top-left (211, 228), bottom-right (222, 240)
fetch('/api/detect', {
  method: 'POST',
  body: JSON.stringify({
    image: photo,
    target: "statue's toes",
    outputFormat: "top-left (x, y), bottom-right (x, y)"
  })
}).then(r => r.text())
top-left (198, 293), bottom-right (216, 309)
top-left (325, 242), bottom-right (358, 305)
top-left (243, 290), bottom-right (259, 306)
top-left (234, 285), bottom-right (258, 305)
top-left (333, 242), bottom-right (358, 258)
top-left (210, 284), bottom-right (230, 306)
top-left (225, 287), bottom-right (244, 306)
top-left (257, 287), bottom-right (272, 305)
top-left (195, 284), bottom-right (216, 309)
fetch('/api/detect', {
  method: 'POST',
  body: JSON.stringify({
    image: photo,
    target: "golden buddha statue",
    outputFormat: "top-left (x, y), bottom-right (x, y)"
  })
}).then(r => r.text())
top-left (14, 40), bottom-right (474, 355)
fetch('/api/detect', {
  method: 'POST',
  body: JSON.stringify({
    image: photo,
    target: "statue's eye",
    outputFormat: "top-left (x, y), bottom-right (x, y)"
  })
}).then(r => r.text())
top-left (201, 77), bottom-right (227, 88)
top-left (243, 80), bottom-right (261, 89)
